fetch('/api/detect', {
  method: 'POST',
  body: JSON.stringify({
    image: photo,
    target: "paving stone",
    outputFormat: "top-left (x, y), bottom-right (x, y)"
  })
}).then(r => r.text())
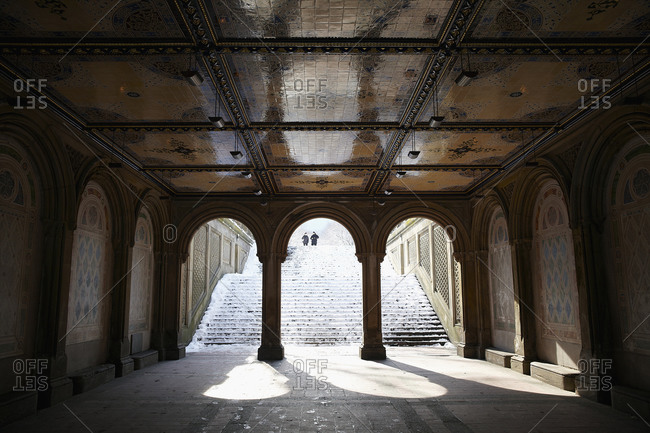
top-left (2, 346), bottom-right (648, 432)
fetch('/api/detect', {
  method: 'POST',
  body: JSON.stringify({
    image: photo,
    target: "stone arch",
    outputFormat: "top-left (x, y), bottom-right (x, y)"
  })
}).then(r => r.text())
top-left (601, 137), bottom-right (650, 391)
top-left (177, 201), bottom-right (267, 261)
top-left (0, 136), bottom-right (43, 388)
top-left (373, 203), bottom-right (469, 255)
top-left (471, 193), bottom-right (510, 251)
top-left (0, 112), bottom-right (76, 225)
top-left (128, 206), bottom-right (155, 353)
top-left (65, 180), bottom-right (113, 373)
top-left (510, 163), bottom-right (572, 241)
top-left (530, 179), bottom-right (582, 368)
top-left (570, 107), bottom-right (650, 225)
top-left (273, 202), bottom-right (371, 257)
top-left (485, 205), bottom-right (516, 352)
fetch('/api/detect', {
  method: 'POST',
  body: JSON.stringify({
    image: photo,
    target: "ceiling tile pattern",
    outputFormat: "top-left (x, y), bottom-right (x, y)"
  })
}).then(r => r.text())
top-left (469, 0), bottom-right (650, 39)
top-left (227, 53), bottom-right (427, 122)
top-left (0, 0), bottom-right (184, 39)
top-left (259, 130), bottom-right (389, 165)
top-left (419, 54), bottom-right (636, 123)
top-left (209, 0), bottom-right (454, 39)
top-left (154, 170), bottom-right (258, 193)
top-left (0, 0), bottom-right (648, 197)
top-left (121, 130), bottom-right (246, 166)
top-left (274, 170), bottom-right (372, 193)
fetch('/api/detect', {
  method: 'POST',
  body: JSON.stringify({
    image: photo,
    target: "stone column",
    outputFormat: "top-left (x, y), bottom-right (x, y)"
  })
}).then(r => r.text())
top-left (454, 251), bottom-right (482, 359)
top-left (358, 252), bottom-right (386, 360)
top-left (510, 238), bottom-right (536, 374)
top-left (473, 249), bottom-right (493, 357)
top-left (108, 242), bottom-right (134, 376)
top-left (36, 219), bottom-right (74, 407)
top-left (153, 249), bottom-right (185, 360)
top-left (258, 252), bottom-right (284, 360)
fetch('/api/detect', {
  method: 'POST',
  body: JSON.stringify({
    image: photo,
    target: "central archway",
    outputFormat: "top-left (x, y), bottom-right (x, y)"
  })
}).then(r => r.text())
top-left (281, 218), bottom-right (362, 346)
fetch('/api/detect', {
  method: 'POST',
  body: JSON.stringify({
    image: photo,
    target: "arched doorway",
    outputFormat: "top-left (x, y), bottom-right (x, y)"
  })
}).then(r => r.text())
top-left (183, 218), bottom-right (259, 348)
top-left (384, 217), bottom-right (458, 346)
top-left (281, 218), bottom-right (362, 345)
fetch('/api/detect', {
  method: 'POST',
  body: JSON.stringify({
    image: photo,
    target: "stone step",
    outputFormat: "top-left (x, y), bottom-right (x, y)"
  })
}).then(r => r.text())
top-left (190, 245), bottom-right (450, 347)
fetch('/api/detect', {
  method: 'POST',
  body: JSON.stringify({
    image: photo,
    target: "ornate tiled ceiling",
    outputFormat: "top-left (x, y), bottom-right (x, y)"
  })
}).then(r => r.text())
top-left (0, 0), bottom-right (648, 197)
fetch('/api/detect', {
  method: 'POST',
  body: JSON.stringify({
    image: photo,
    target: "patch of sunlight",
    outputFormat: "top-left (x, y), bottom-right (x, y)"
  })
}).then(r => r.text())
top-left (321, 358), bottom-right (448, 398)
top-left (203, 361), bottom-right (291, 400)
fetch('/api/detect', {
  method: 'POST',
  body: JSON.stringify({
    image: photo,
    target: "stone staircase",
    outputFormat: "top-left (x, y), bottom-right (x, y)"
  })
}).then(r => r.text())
top-left (189, 245), bottom-right (449, 347)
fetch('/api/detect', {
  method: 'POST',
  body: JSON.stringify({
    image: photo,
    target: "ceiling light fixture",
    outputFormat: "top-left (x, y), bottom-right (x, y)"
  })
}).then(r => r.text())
top-left (455, 50), bottom-right (478, 87)
top-left (230, 131), bottom-right (243, 160)
top-left (428, 84), bottom-right (445, 127)
top-left (377, 199), bottom-right (386, 206)
top-left (241, 171), bottom-right (252, 178)
top-left (396, 171), bottom-right (406, 178)
top-left (253, 189), bottom-right (262, 196)
top-left (384, 189), bottom-right (393, 195)
top-left (208, 91), bottom-right (225, 128)
top-left (182, 54), bottom-right (204, 86)
top-left (407, 130), bottom-right (420, 159)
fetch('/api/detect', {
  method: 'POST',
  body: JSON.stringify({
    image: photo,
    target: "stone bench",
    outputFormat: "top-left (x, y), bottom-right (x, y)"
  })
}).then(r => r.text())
top-left (612, 385), bottom-right (650, 420)
top-left (485, 348), bottom-right (515, 368)
top-left (131, 350), bottom-right (159, 371)
top-left (530, 361), bottom-right (579, 391)
top-left (69, 363), bottom-right (115, 395)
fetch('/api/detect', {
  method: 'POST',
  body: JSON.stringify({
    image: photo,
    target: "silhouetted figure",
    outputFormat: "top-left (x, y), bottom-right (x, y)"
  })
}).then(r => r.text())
top-left (310, 232), bottom-right (319, 246)
top-left (302, 232), bottom-right (309, 246)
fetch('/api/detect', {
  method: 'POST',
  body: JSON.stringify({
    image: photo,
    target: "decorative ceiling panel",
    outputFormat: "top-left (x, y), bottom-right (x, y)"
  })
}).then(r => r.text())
top-left (384, 169), bottom-right (492, 192)
top-left (209, 0), bottom-right (454, 39)
top-left (0, 0), bottom-right (184, 39)
top-left (469, 0), bottom-right (650, 39)
top-left (116, 130), bottom-right (247, 166)
top-left (13, 55), bottom-right (219, 123)
top-left (154, 170), bottom-right (259, 193)
top-left (258, 130), bottom-right (389, 166)
top-left (419, 54), bottom-right (638, 123)
top-left (274, 170), bottom-right (372, 193)
top-left (397, 131), bottom-right (537, 165)
top-left (226, 53), bottom-right (426, 122)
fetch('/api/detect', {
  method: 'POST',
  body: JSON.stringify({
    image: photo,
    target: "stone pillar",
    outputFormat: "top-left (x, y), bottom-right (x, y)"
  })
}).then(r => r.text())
top-left (153, 249), bottom-right (185, 360)
top-left (454, 251), bottom-right (482, 359)
top-left (258, 252), bottom-right (284, 360)
top-left (573, 220), bottom-right (609, 402)
top-left (108, 243), bottom-right (134, 377)
top-left (473, 249), bottom-right (493, 356)
top-left (36, 219), bottom-right (73, 408)
top-left (358, 252), bottom-right (386, 360)
top-left (510, 238), bottom-right (536, 374)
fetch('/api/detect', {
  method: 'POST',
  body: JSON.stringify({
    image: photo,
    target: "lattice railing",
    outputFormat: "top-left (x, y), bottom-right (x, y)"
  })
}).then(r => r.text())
top-left (433, 226), bottom-right (449, 305)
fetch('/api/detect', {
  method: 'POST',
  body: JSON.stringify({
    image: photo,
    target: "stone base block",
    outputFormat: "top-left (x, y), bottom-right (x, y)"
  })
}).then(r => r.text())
top-left (0, 391), bottom-right (37, 427)
top-left (258, 345), bottom-right (284, 361)
top-left (114, 357), bottom-right (134, 377)
top-left (360, 345), bottom-right (386, 360)
top-left (510, 355), bottom-right (531, 375)
top-left (132, 350), bottom-right (159, 370)
top-left (456, 343), bottom-right (480, 359)
top-left (38, 377), bottom-right (73, 408)
top-left (612, 385), bottom-right (650, 421)
top-left (530, 361), bottom-right (579, 391)
top-left (485, 348), bottom-right (515, 368)
top-left (69, 363), bottom-right (115, 395)
top-left (161, 345), bottom-right (185, 361)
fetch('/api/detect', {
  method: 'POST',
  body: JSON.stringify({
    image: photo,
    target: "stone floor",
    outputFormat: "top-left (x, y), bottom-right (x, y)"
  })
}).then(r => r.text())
top-left (2, 346), bottom-right (648, 433)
